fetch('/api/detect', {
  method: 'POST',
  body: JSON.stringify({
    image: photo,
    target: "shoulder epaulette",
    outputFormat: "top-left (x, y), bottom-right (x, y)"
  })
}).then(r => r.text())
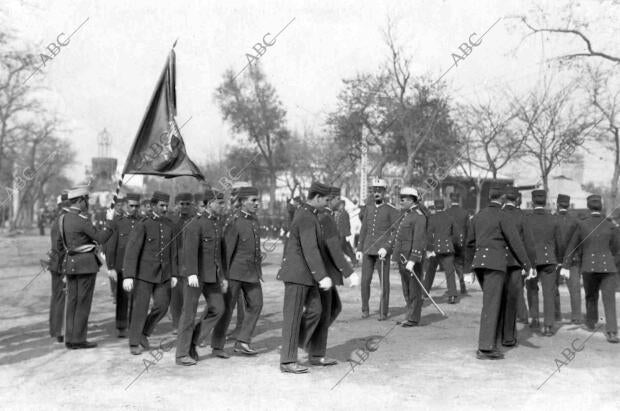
top-left (386, 203), bottom-right (396, 209)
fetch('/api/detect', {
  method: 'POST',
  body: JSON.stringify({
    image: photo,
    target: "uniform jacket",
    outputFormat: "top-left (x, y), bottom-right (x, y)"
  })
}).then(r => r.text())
top-left (49, 208), bottom-right (68, 273)
top-left (564, 212), bottom-right (620, 273)
top-left (105, 214), bottom-right (141, 272)
top-left (392, 205), bottom-right (427, 263)
top-left (467, 202), bottom-right (531, 273)
top-left (171, 212), bottom-right (195, 276)
top-left (335, 208), bottom-right (352, 238)
top-left (445, 204), bottom-right (468, 252)
top-left (318, 208), bottom-right (354, 286)
top-left (278, 203), bottom-right (328, 286)
top-left (184, 211), bottom-right (224, 283)
top-left (502, 205), bottom-right (536, 268)
top-left (357, 202), bottom-right (399, 255)
top-left (224, 210), bottom-right (262, 283)
top-left (57, 207), bottom-right (113, 275)
top-left (123, 212), bottom-right (178, 283)
top-left (427, 210), bottom-right (461, 255)
top-left (523, 208), bottom-right (564, 266)
top-left (556, 210), bottom-right (581, 265)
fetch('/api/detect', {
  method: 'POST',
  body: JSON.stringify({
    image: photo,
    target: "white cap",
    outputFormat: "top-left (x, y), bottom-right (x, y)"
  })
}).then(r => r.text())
top-left (231, 181), bottom-right (252, 189)
top-left (67, 186), bottom-right (89, 200)
top-left (400, 187), bottom-right (418, 198)
top-left (371, 177), bottom-right (387, 188)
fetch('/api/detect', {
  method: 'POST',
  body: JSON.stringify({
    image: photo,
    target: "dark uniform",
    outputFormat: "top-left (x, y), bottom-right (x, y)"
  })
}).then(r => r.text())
top-left (467, 196), bottom-right (531, 358)
top-left (169, 208), bottom-right (195, 330)
top-left (555, 194), bottom-right (582, 323)
top-left (106, 211), bottom-right (141, 334)
top-left (393, 202), bottom-right (427, 325)
top-left (424, 199), bottom-right (461, 301)
top-left (563, 195), bottom-right (618, 341)
top-left (445, 193), bottom-right (469, 293)
top-left (212, 208), bottom-right (263, 350)
top-left (123, 208), bottom-right (178, 349)
top-left (176, 208), bottom-right (225, 360)
top-left (58, 202), bottom-right (113, 347)
top-left (278, 201), bottom-right (328, 368)
top-left (221, 208), bottom-right (245, 335)
top-left (335, 205), bottom-right (356, 264)
top-left (357, 201), bottom-right (399, 318)
top-left (48, 201), bottom-right (68, 341)
top-left (523, 190), bottom-right (564, 334)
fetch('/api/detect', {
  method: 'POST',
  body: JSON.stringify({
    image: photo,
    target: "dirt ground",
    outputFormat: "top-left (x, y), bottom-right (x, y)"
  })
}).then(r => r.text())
top-left (1, 234), bottom-right (619, 411)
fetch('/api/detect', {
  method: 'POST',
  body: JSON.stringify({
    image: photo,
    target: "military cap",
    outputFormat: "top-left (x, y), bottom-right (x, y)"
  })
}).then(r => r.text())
top-left (116, 197), bottom-right (127, 204)
top-left (400, 186), bottom-right (419, 198)
top-left (152, 191), bottom-right (170, 203)
top-left (434, 199), bottom-right (445, 209)
top-left (193, 193), bottom-right (203, 203)
top-left (175, 192), bottom-right (193, 203)
top-left (126, 193), bottom-right (141, 202)
top-left (309, 181), bottom-right (331, 197)
top-left (370, 177), bottom-right (388, 188)
top-left (557, 194), bottom-right (570, 208)
top-left (488, 185), bottom-right (503, 200)
top-left (203, 189), bottom-right (225, 203)
top-left (67, 186), bottom-right (89, 200)
top-left (237, 186), bottom-right (258, 199)
top-left (329, 186), bottom-right (341, 197)
top-left (449, 192), bottom-right (460, 202)
top-left (505, 188), bottom-right (519, 202)
top-left (231, 181), bottom-right (251, 189)
top-left (531, 189), bottom-right (547, 206)
top-left (587, 194), bottom-right (602, 211)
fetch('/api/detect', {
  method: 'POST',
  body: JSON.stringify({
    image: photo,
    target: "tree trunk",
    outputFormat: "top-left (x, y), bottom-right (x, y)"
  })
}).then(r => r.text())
top-left (268, 173), bottom-right (276, 214)
top-left (610, 128), bottom-right (620, 210)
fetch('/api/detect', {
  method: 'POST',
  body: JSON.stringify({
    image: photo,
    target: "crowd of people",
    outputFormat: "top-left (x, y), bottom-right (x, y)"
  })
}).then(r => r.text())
top-left (44, 176), bottom-right (618, 374)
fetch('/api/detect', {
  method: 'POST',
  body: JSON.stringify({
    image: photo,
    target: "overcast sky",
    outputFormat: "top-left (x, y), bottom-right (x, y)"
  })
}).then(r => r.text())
top-left (3, 0), bottom-right (619, 187)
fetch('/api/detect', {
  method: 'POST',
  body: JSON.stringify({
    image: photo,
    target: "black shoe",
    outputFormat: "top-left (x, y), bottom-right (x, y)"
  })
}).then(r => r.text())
top-left (280, 362), bottom-right (309, 374)
top-left (529, 319), bottom-right (540, 329)
top-left (73, 341), bottom-right (97, 349)
top-left (476, 349), bottom-right (504, 360)
top-left (584, 321), bottom-right (596, 331)
top-left (212, 348), bottom-right (230, 359)
top-left (378, 315), bottom-right (387, 321)
top-left (502, 340), bottom-right (518, 347)
top-left (117, 329), bottom-right (127, 338)
top-left (130, 345), bottom-right (142, 355)
top-left (543, 326), bottom-right (554, 337)
top-left (234, 342), bottom-right (258, 356)
top-left (189, 344), bottom-right (199, 361)
top-left (401, 320), bottom-right (417, 328)
top-left (448, 296), bottom-right (457, 304)
top-left (175, 356), bottom-right (197, 366)
top-left (571, 319), bottom-right (582, 325)
top-left (309, 356), bottom-right (337, 366)
top-left (56, 336), bottom-right (64, 343)
top-left (140, 335), bottom-right (150, 350)
top-left (65, 342), bottom-right (76, 350)
top-left (606, 332), bottom-right (619, 343)
top-left (361, 311), bottom-right (369, 319)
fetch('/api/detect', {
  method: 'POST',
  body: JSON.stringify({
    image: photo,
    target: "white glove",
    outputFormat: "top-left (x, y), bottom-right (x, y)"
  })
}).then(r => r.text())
top-left (318, 276), bottom-right (333, 290)
top-left (107, 268), bottom-right (117, 282)
top-left (467, 272), bottom-right (476, 284)
top-left (105, 208), bottom-right (115, 221)
top-left (521, 269), bottom-right (526, 277)
top-left (221, 279), bottom-right (228, 293)
top-left (348, 272), bottom-right (360, 288)
top-left (378, 248), bottom-right (387, 259)
top-left (560, 268), bottom-right (570, 279)
top-left (426, 251), bottom-right (436, 259)
top-left (405, 260), bottom-right (415, 272)
top-left (526, 268), bottom-right (537, 280)
top-left (171, 277), bottom-right (178, 288)
top-left (356, 251), bottom-right (363, 261)
top-left (188, 274), bottom-right (199, 288)
top-left (123, 278), bottom-right (133, 292)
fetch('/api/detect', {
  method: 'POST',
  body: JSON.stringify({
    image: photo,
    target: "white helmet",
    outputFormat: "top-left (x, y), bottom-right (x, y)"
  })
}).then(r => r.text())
top-left (399, 187), bottom-right (419, 198)
top-left (371, 177), bottom-right (388, 188)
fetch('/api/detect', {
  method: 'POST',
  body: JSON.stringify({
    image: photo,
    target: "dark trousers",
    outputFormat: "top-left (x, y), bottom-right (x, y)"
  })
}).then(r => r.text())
top-left (454, 252), bottom-right (466, 286)
top-left (280, 282), bottom-right (322, 364)
top-left (399, 263), bottom-right (424, 323)
top-left (563, 265), bottom-right (582, 321)
top-left (129, 279), bottom-right (171, 346)
top-left (583, 272), bottom-right (617, 333)
top-left (49, 271), bottom-right (65, 338)
top-left (425, 253), bottom-right (457, 297)
top-left (175, 279), bottom-right (225, 358)
top-left (340, 236), bottom-right (357, 263)
top-left (115, 270), bottom-right (132, 330)
top-left (526, 264), bottom-right (556, 326)
top-left (476, 269), bottom-right (505, 351)
top-left (232, 293), bottom-right (246, 333)
top-left (361, 254), bottom-right (390, 315)
top-left (170, 279), bottom-right (184, 329)
top-left (517, 272), bottom-right (528, 321)
top-left (65, 273), bottom-right (96, 344)
top-left (304, 287), bottom-right (341, 358)
top-left (212, 280), bottom-right (263, 349)
top-left (498, 267), bottom-right (522, 345)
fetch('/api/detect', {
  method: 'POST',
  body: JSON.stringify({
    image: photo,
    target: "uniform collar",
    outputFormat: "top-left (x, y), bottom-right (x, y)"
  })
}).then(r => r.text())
top-left (558, 209), bottom-right (568, 214)
top-left (240, 210), bottom-right (254, 219)
top-left (68, 206), bottom-right (81, 214)
top-left (504, 203), bottom-right (516, 209)
top-left (489, 201), bottom-right (502, 208)
top-left (591, 211), bottom-right (602, 217)
top-left (302, 203), bottom-right (319, 215)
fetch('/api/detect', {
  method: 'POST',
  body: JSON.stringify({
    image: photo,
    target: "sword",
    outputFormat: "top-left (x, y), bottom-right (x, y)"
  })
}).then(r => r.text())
top-left (379, 256), bottom-right (384, 319)
top-left (399, 254), bottom-right (447, 317)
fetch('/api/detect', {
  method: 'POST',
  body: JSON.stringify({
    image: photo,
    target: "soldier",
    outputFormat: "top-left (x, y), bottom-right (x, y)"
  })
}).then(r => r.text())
top-left (105, 193), bottom-right (142, 338)
top-left (513, 192), bottom-right (530, 324)
top-left (139, 198), bottom-right (152, 218)
top-left (278, 182), bottom-right (333, 374)
top-left (335, 199), bottom-right (357, 265)
top-left (169, 192), bottom-right (195, 332)
top-left (393, 187), bottom-right (427, 327)
top-left (445, 192), bottom-right (469, 294)
top-left (424, 199), bottom-right (461, 304)
top-left (467, 186), bottom-right (532, 359)
top-left (355, 178), bottom-right (399, 320)
top-left (175, 190), bottom-right (228, 365)
top-left (303, 186), bottom-right (356, 366)
top-left (561, 194), bottom-right (619, 343)
top-left (57, 186), bottom-right (114, 349)
top-left (194, 193), bottom-right (204, 216)
top-left (523, 190), bottom-right (564, 336)
top-left (122, 191), bottom-right (178, 355)
top-left (212, 186), bottom-right (263, 355)
top-left (555, 194), bottom-right (582, 324)
top-left (287, 196), bottom-right (302, 225)
top-left (48, 193), bottom-right (69, 343)
top-left (499, 188), bottom-right (536, 346)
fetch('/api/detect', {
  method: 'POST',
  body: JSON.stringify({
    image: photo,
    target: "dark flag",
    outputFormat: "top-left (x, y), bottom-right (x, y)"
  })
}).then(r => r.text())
top-left (122, 45), bottom-right (203, 180)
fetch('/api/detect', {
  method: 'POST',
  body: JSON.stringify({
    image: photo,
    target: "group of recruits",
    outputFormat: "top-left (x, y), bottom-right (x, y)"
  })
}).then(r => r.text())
top-left (45, 177), bottom-right (618, 374)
